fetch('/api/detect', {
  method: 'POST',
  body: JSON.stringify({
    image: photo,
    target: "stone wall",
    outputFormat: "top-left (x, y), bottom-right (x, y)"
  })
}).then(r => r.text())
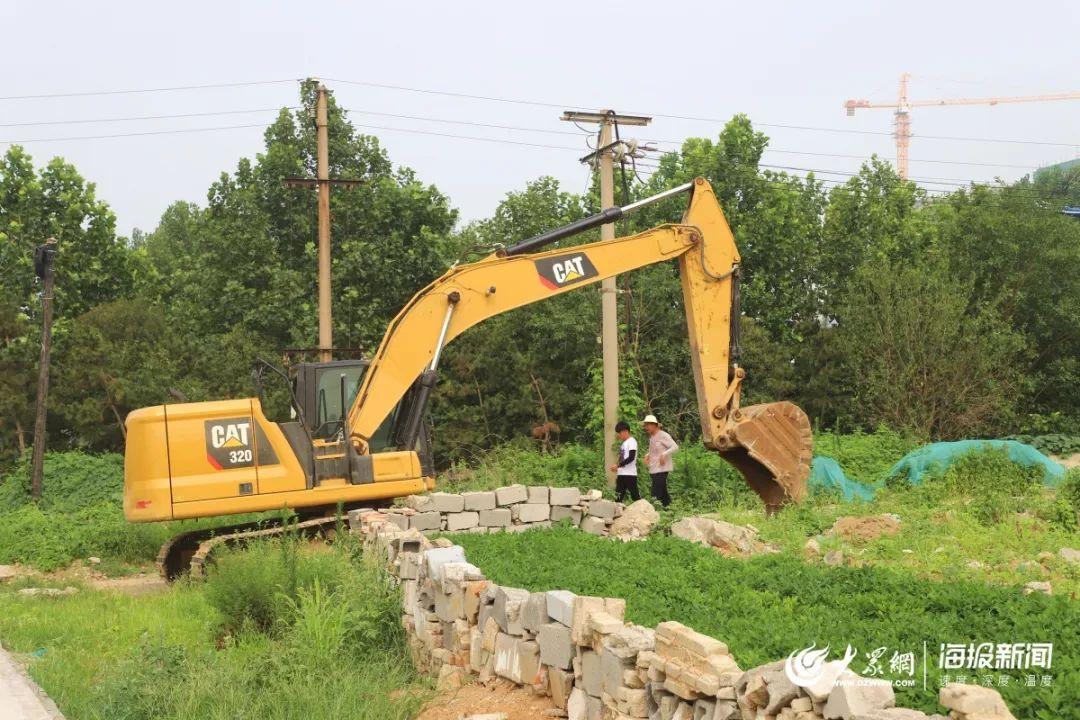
top-left (347, 489), bottom-right (1015, 720)
top-left (379, 485), bottom-right (625, 537)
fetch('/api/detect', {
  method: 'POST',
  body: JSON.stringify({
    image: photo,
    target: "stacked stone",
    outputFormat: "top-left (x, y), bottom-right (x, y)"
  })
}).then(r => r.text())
top-left (384, 485), bottom-right (625, 536)
top-left (347, 503), bottom-right (1013, 720)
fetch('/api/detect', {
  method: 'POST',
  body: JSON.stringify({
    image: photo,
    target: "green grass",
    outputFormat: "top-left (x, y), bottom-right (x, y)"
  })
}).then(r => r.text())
top-left (0, 451), bottom-right (288, 572)
top-left (0, 538), bottom-right (429, 720)
top-left (454, 525), bottom-right (1079, 719)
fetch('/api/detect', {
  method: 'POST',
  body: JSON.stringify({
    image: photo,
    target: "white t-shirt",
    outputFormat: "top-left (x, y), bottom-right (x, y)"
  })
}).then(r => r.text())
top-left (617, 436), bottom-right (638, 477)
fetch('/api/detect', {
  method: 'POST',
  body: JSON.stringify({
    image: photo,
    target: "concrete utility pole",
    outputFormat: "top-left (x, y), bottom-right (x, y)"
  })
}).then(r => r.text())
top-left (560, 110), bottom-right (651, 487)
top-left (284, 80), bottom-right (362, 362)
top-left (30, 238), bottom-right (57, 500)
top-left (315, 83), bottom-right (332, 363)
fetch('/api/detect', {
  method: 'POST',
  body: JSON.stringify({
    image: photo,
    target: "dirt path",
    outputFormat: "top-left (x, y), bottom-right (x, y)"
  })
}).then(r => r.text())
top-left (0, 646), bottom-right (65, 720)
top-left (417, 679), bottom-right (556, 720)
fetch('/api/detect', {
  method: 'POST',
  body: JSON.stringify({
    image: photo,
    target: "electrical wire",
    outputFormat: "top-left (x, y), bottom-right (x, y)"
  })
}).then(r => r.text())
top-left (0, 107), bottom-right (296, 128)
top-left (0, 78), bottom-right (299, 101)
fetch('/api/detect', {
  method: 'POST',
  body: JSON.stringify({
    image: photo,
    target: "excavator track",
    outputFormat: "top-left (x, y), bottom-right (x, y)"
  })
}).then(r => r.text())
top-left (156, 516), bottom-right (342, 582)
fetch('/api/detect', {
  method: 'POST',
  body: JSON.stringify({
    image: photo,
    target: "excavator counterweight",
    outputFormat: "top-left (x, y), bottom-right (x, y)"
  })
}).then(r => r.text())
top-left (124, 178), bottom-right (813, 578)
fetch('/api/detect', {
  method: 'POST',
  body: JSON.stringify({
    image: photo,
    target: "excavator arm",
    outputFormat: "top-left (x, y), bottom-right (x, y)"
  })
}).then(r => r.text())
top-left (348, 177), bottom-right (811, 507)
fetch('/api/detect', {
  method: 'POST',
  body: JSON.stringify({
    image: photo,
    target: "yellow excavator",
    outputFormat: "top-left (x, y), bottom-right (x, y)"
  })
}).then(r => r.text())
top-left (125, 178), bottom-right (813, 578)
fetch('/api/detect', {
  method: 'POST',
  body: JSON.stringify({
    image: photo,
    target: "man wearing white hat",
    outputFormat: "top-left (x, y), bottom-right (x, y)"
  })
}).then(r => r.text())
top-left (642, 414), bottom-right (678, 507)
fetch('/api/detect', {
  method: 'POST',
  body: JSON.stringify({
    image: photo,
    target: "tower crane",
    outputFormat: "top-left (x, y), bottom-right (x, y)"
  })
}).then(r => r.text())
top-left (845, 73), bottom-right (1080, 178)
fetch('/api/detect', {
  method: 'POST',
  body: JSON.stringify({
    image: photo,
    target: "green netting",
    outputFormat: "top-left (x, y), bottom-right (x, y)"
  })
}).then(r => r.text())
top-left (887, 440), bottom-right (1066, 487)
top-left (809, 439), bottom-right (1065, 502)
top-left (809, 456), bottom-right (879, 501)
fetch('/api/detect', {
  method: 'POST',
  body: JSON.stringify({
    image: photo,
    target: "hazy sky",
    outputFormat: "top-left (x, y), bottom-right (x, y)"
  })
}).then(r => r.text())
top-left (3, 1), bottom-right (1078, 236)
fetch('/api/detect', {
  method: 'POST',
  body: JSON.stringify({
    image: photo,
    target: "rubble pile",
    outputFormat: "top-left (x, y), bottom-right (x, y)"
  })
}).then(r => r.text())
top-left (346, 501), bottom-right (1012, 720)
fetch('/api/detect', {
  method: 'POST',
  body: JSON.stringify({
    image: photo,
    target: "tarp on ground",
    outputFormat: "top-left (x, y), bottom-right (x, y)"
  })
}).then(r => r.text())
top-left (809, 456), bottom-right (879, 502)
top-left (887, 439), bottom-right (1066, 488)
top-left (809, 439), bottom-right (1065, 502)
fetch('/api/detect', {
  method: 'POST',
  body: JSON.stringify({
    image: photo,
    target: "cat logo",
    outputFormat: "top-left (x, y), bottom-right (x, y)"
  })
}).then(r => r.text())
top-left (534, 253), bottom-right (599, 290)
top-left (204, 417), bottom-right (255, 470)
top-left (211, 422), bottom-right (249, 449)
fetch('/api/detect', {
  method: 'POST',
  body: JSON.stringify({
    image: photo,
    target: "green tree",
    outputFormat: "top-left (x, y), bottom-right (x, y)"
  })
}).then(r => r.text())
top-left (835, 257), bottom-right (1026, 439)
top-left (433, 178), bottom-right (596, 460)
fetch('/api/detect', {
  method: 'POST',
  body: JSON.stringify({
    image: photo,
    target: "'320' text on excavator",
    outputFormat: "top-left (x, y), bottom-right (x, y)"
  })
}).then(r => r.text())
top-left (124, 178), bottom-right (813, 578)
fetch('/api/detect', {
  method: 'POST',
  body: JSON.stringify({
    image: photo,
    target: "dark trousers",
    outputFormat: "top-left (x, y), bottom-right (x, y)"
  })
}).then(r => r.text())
top-left (615, 475), bottom-right (640, 503)
top-left (650, 472), bottom-right (671, 507)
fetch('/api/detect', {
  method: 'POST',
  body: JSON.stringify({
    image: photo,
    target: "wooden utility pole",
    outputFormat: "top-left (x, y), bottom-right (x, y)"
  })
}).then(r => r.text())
top-left (283, 80), bottom-right (362, 362)
top-left (561, 110), bottom-right (651, 487)
top-left (30, 238), bottom-right (57, 500)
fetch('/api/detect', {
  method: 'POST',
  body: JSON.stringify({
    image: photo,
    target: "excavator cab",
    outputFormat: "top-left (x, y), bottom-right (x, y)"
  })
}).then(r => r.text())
top-left (291, 359), bottom-right (368, 440)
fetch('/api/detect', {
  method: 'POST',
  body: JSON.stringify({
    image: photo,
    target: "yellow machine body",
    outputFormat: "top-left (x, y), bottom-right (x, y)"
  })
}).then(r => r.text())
top-left (124, 398), bottom-right (429, 522)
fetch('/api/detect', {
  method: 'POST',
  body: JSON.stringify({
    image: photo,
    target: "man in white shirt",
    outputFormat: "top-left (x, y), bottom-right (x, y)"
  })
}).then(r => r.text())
top-left (608, 420), bottom-right (640, 502)
top-left (643, 414), bottom-right (677, 507)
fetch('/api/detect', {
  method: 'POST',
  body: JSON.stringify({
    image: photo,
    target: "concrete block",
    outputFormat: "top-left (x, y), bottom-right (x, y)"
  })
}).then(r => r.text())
top-left (444, 511), bottom-right (480, 531)
top-left (423, 545), bottom-right (466, 582)
top-left (428, 492), bottom-right (465, 512)
top-left (523, 592), bottom-right (550, 632)
top-left (568, 687), bottom-right (588, 720)
top-left (693, 699), bottom-right (716, 720)
top-left (405, 494), bottom-right (435, 511)
top-left (410, 511), bottom-right (442, 531)
top-left (546, 589), bottom-right (577, 626)
top-left (496, 484), bottom-right (528, 506)
top-left (527, 485), bottom-right (550, 503)
top-left (512, 503), bottom-right (551, 523)
top-left (434, 588), bottom-right (465, 621)
top-left (550, 486), bottom-right (582, 506)
top-left (385, 513), bottom-right (409, 531)
top-left (462, 490), bottom-right (497, 510)
top-left (538, 621), bottom-right (575, 670)
top-left (551, 505), bottom-right (583, 525)
top-left (763, 669), bottom-right (799, 714)
top-left (494, 633), bottom-right (541, 684)
top-left (493, 586), bottom-right (530, 635)
top-left (615, 686), bottom-right (649, 717)
top-left (398, 552), bottom-right (420, 580)
top-left (585, 694), bottom-right (603, 720)
top-left (601, 646), bottom-right (632, 696)
top-left (656, 621), bottom-right (729, 658)
top-left (823, 673), bottom-right (894, 720)
top-left (581, 516), bottom-right (607, 535)
top-left (549, 666), bottom-right (575, 710)
top-left (588, 499), bottom-right (617, 519)
top-left (581, 649), bottom-right (603, 697)
top-left (479, 508), bottom-right (512, 527)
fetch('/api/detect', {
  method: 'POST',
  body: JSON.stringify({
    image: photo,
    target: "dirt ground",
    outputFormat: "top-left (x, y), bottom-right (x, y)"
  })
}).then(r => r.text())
top-left (1051, 452), bottom-right (1080, 470)
top-left (416, 679), bottom-right (557, 720)
top-left (1, 563), bottom-right (167, 596)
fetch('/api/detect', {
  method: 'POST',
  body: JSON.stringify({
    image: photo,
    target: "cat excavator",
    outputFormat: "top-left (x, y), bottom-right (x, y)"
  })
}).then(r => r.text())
top-left (124, 178), bottom-right (813, 579)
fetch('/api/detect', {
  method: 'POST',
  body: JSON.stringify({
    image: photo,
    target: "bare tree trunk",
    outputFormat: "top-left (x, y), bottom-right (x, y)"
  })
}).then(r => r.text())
top-left (15, 418), bottom-right (26, 457)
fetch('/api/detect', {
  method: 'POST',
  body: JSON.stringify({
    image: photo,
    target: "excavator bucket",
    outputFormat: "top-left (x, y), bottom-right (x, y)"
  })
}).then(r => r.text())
top-left (716, 401), bottom-right (813, 511)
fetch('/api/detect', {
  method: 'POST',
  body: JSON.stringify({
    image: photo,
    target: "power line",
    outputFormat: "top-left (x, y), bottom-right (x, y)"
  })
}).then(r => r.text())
top-left (3, 75), bottom-right (1074, 149)
top-left (0, 123), bottom-right (272, 145)
top-left (0, 78), bottom-right (298, 102)
top-left (326, 76), bottom-right (1078, 149)
top-left (0, 107), bottom-right (295, 129)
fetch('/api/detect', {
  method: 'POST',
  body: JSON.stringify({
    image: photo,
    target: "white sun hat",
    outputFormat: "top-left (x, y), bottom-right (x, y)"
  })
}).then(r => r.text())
top-left (642, 414), bottom-right (659, 425)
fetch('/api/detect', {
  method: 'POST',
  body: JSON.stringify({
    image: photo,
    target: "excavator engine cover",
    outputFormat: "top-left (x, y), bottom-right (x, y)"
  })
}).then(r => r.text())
top-left (716, 401), bottom-right (812, 510)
